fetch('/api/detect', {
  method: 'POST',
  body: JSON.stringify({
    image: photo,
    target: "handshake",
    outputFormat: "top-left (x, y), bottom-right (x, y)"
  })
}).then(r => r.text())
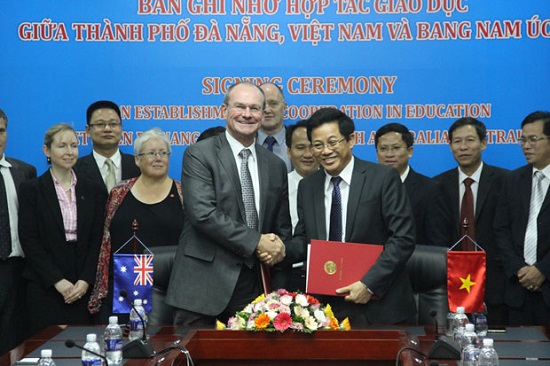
top-left (256, 233), bottom-right (285, 266)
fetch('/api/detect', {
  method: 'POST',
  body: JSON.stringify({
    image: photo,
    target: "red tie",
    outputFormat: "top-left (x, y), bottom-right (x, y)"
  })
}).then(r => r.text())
top-left (460, 177), bottom-right (476, 251)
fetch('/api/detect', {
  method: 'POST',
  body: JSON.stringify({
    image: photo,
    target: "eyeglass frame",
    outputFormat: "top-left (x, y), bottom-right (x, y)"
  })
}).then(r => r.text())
top-left (88, 121), bottom-right (122, 130)
top-left (311, 137), bottom-right (347, 152)
top-left (137, 150), bottom-right (171, 159)
top-left (227, 103), bottom-right (264, 115)
top-left (519, 135), bottom-right (550, 146)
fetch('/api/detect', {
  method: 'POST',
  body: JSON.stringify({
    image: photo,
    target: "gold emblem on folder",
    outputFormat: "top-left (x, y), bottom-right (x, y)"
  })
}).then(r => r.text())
top-left (324, 260), bottom-right (337, 275)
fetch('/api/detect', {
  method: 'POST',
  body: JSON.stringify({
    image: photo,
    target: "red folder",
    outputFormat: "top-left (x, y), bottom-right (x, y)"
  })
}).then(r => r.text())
top-left (306, 240), bottom-right (383, 296)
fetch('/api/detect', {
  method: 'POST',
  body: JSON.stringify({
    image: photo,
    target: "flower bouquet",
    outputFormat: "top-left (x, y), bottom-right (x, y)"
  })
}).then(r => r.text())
top-left (217, 289), bottom-right (350, 333)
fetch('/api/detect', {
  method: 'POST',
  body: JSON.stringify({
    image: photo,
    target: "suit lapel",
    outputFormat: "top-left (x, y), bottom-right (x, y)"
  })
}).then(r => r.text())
top-left (41, 173), bottom-right (65, 234)
top-left (310, 171), bottom-right (327, 240)
top-left (256, 149), bottom-right (269, 228)
top-left (448, 169), bottom-right (460, 222)
top-left (346, 161), bottom-right (367, 241)
top-left (476, 165), bottom-right (493, 220)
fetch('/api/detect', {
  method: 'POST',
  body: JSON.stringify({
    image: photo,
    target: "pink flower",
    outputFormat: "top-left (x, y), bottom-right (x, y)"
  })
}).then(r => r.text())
top-left (273, 312), bottom-right (292, 331)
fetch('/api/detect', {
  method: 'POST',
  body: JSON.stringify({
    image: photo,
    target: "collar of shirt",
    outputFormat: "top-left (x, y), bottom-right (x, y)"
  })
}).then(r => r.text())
top-left (458, 161), bottom-right (483, 185)
top-left (400, 165), bottom-right (411, 183)
top-left (0, 155), bottom-right (12, 169)
top-left (323, 156), bottom-right (355, 191)
top-left (225, 131), bottom-right (258, 162)
top-left (533, 164), bottom-right (550, 180)
top-left (257, 127), bottom-right (285, 146)
top-left (93, 149), bottom-right (122, 169)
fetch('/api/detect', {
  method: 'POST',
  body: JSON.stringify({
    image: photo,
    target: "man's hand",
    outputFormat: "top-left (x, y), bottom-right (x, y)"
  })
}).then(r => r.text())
top-left (256, 233), bottom-right (285, 265)
top-left (517, 265), bottom-right (546, 292)
top-left (336, 281), bottom-right (372, 304)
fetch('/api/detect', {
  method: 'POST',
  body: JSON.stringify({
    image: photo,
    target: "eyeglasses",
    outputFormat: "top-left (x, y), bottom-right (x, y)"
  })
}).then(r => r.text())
top-left (519, 135), bottom-right (549, 146)
top-left (378, 145), bottom-right (406, 154)
top-left (138, 150), bottom-right (171, 159)
top-left (228, 103), bottom-right (263, 115)
top-left (311, 138), bottom-right (346, 152)
top-left (89, 122), bottom-right (121, 130)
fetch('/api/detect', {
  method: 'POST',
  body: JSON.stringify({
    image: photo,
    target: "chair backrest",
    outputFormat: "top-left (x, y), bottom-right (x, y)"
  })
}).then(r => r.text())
top-left (148, 246), bottom-right (177, 325)
top-left (405, 244), bottom-right (449, 326)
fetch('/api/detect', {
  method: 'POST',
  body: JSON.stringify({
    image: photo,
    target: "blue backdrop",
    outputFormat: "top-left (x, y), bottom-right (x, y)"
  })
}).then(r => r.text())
top-left (2, 1), bottom-right (549, 178)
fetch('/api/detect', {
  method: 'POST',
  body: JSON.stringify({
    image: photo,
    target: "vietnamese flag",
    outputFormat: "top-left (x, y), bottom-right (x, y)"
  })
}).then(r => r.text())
top-left (447, 251), bottom-right (486, 313)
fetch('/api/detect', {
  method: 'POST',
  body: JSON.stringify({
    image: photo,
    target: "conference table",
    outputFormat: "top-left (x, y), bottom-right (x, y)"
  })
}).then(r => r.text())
top-left (2, 324), bottom-right (549, 365)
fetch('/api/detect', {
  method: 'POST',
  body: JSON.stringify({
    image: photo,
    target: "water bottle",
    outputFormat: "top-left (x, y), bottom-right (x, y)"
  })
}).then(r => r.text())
top-left (462, 344), bottom-right (479, 366)
top-left (478, 338), bottom-right (499, 366)
top-left (104, 316), bottom-right (123, 365)
top-left (82, 333), bottom-right (103, 366)
top-left (474, 312), bottom-right (489, 337)
top-left (129, 299), bottom-right (148, 341)
top-left (38, 349), bottom-right (56, 366)
top-left (463, 323), bottom-right (479, 347)
top-left (445, 309), bottom-right (456, 336)
top-left (453, 306), bottom-right (469, 330)
top-left (453, 325), bottom-right (465, 348)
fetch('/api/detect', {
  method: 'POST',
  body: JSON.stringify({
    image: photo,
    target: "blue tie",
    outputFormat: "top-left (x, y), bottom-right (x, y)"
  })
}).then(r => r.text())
top-left (329, 176), bottom-right (343, 242)
top-left (265, 136), bottom-right (276, 152)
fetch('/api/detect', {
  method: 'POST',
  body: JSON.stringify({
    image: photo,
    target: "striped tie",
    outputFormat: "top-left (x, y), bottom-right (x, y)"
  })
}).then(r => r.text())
top-left (524, 171), bottom-right (545, 265)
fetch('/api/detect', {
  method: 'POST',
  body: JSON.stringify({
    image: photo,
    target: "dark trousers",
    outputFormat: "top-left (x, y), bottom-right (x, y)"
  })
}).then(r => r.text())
top-left (173, 265), bottom-right (261, 326)
top-left (509, 290), bottom-right (550, 326)
top-left (0, 257), bottom-right (27, 354)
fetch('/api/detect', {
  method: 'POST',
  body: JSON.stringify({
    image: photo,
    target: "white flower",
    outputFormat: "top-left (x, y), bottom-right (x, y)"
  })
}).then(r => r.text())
top-left (314, 309), bottom-right (326, 322)
top-left (294, 306), bottom-right (309, 319)
top-left (295, 294), bottom-right (309, 307)
top-left (266, 311), bottom-right (278, 320)
top-left (280, 294), bottom-right (293, 306)
top-left (279, 304), bottom-right (291, 314)
top-left (304, 316), bottom-right (319, 331)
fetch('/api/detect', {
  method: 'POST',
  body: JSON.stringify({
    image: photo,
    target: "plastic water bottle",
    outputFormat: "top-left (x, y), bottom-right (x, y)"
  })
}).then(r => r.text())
top-left (82, 333), bottom-right (103, 366)
top-left (104, 316), bottom-right (123, 365)
top-left (454, 306), bottom-right (469, 330)
top-left (463, 323), bottom-right (479, 347)
top-left (446, 309), bottom-right (456, 336)
top-left (474, 312), bottom-right (489, 337)
top-left (129, 299), bottom-right (148, 341)
top-left (462, 344), bottom-right (479, 366)
top-left (38, 349), bottom-right (56, 366)
top-left (478, 338), bottom-right (499, 366)
top-left (453, 326), bottom-right (465, 347)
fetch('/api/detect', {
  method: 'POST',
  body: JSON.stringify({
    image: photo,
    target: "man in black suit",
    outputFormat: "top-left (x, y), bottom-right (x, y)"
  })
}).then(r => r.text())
top-left (0, 108), bottom-right (37, 354)
top-left (166, 82), bottom-right (291, 325)
top-left (74, 100), bottom-right (140, 194)
top-left (434, 117), bottom-right (509, 325)
top-left (495, 111), bottom-right (550, 325)
top-left (375, 123), bottom-right (451, 247)
top-left (287, 108), bottom-right (417, 325)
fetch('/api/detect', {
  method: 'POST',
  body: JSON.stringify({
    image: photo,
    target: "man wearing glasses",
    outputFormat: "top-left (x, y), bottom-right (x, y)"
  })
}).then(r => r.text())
top-left (74, 100), bottom-right (140, 193)
top-left (286, 107), bottom-right (417, 325)
top-left (434, 117), bottom-right (509, 325)
top-left (375, 122), bottom-right (451, 247)
top-left (495, 111), bottom-right (550, 325)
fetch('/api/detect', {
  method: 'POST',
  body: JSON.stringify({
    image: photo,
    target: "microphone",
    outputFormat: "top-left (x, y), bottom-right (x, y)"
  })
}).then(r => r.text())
top-left (65, 339), bottom-right (108, 365)
top-left (429, 310), bottom-right (439, 339)
top-left (429, 362), bottom-right (440, 366)
top-left (119, 289), bottom-right (155, 358)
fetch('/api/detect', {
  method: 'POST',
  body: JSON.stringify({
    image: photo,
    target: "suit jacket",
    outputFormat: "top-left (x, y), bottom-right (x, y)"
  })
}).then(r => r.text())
top-left (18, 171), bottom-right (106, 288)
top-left (494, 164), bottom-right (550, 308)
top-left (434, 163), bottom-right (508, 304)
top-left (404, 167), bottom-right (452, 246)
top-left (5, 157), bottom-right (37, 194)
top-left (74, 151), bottom-right (140, 195)
top-left (166, 134), bottom-right (292, 315)
top-left (289, 157), bottom-right (417, 324)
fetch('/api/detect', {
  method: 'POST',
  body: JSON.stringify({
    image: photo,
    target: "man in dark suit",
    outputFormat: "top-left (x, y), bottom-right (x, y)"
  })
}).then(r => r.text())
top-left (495, 111), bottom-right (550, 325)
top-left (166, 82), bottom-right (291, 325)
top-left (287, 107), bottom-right (417, 325)
top-left (0, 108), bottom-right (37, 354)
top-left (375, 123), bottom-right (451, 247)
top-left (434, 117), bottom-right (509, 325)
top-left (74, 100), bottom-right (140, 194)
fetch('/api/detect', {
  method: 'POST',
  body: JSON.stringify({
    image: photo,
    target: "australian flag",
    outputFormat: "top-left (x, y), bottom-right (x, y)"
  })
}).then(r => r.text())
top-left (113, 253), bottom-right (154, 313)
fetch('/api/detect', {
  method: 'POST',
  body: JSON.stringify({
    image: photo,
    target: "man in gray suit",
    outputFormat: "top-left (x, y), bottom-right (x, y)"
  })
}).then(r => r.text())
top-left (166, 82), bottom-right (291, 325)
top-left (0, 108), bottom-right (37, 354)
top-left (74, 100), bottom-right (140, 194)
top-left (286, 107), bottom-right (417, 325)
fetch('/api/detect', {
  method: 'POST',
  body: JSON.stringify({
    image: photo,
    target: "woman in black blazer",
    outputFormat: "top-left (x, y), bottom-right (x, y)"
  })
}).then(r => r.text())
top-left (19, 123), bottom-right (106, 336)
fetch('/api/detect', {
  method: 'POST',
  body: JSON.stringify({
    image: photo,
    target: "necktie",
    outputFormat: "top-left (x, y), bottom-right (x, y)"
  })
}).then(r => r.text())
top-left (329, 176), bottom-right (343, 242)
top-left (265, 136), bottom-right (276, 152)
top-left (524, 171), bottom-right (545, 265)
top-left (239, 149), bottom-right (258, 230)
top-left (105, 158), bottom-right (116, 192)
top-left (0, 170), bottom-right (12, 259)
top-left (460, 177), bottom-right (476, 251)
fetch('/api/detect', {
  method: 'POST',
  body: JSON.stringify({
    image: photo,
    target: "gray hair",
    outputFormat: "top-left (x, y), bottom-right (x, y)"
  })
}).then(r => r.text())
top-left (134, 127), bottom-right (171, 155)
